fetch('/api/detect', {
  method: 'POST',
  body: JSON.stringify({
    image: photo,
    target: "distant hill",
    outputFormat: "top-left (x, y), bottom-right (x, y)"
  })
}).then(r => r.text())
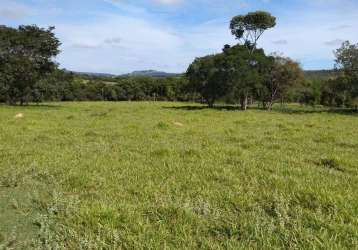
top-left (70, 71), bottom-right (116, 78)
top-left (120, 70), bottom-right (181, 78)
top-left (304, 70), bottom-right (335, 81)
top-left (71, 69), bottom-right (334, 81)
top-left (68, 70), bottom-right (181, 78)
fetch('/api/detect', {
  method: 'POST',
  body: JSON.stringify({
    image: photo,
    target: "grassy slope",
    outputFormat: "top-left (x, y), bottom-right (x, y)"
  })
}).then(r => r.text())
top-left (0, 102), bottom-right (357, 249)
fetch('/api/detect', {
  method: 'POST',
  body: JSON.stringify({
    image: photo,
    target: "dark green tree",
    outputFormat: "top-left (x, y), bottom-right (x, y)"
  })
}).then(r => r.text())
top-left (229, 11), bottom-right (276, 110)
top-left (320, 77), bottom-right (350, 107)
top-left (222, 44), bottom-right (270, 110)
top-left (0, 25), bottom-right (60, 105)
top-left (186, 54), bottom-right (228, 107)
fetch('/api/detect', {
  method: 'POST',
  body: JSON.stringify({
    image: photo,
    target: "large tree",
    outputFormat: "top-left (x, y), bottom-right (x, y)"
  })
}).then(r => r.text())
top-left (186, 54), bottom-right (228, 108)
top-left (229, 11), bottom-right (276, 110)
top-left (0, 25), bottom-right (60, 105)
top-left (222, 44), bottom-right (270, 110)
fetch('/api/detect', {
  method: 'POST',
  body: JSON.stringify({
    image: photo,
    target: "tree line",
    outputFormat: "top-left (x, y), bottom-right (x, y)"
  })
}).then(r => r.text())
top-left (0, 12), bottom-right (357, 109)
top-left (0, 70), bottom-right (191, 103)
top-left (0, 24), bottom-right (190, 103)
top-left (186, 11), bottom-right (358, 110)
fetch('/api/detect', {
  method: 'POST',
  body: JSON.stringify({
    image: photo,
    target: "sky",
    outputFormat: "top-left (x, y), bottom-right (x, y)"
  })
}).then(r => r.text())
top-left (1, 0), bottom-right (357, 74)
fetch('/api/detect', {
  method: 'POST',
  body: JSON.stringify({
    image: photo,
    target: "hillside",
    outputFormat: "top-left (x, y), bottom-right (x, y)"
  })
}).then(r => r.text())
top-left (304, 70), bottom-right (335, 81)
top-left (69, 70), bottom-right (181, 79)
top-left (121, 70), bottom-right (181, 78)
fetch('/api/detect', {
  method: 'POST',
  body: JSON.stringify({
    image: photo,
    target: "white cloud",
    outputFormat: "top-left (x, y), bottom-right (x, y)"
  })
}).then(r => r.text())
top-left (55, 14), bottom-right (187, 73)
top-left (54, 12), bottom-right (238, 74)
top-left (259, 5), bottom-right (358, 69)
top-left (5, 0), bottom-right (357, 72)
top-left (272, 39), bottom-right (288, 45)
top-left (153, 0), bottom-right (182, 5)
top-left (103, 37), bottom-right (122, 46)
top-left (0, 1), bottom-right (33, 19)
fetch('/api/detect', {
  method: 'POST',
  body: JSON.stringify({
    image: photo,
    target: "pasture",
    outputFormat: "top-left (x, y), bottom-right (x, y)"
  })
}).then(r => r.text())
top-left (0, 102), bottom-right (357, 249)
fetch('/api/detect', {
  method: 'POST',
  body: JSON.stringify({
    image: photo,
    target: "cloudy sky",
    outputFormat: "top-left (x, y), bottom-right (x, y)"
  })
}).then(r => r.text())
top-left (1, 0), bottom-right (357, 74)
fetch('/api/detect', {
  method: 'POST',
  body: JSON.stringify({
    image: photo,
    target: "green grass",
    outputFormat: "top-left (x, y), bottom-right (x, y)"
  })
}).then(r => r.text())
top-left (0, 102), bottom-right (358, 249)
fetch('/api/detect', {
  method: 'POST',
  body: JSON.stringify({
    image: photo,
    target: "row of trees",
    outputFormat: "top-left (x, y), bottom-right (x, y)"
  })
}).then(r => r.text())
top-left (0, 18), bottom-right (357, 109)
top-left (294, 41), bottom-right (358, 108)
top-left (186, 11), bottom-right (304, 110)
top-left (0, 69), bottom-right (190, 103)
top-left (186, 44), bottom-right (304, 110)
top-left (0, 24), bottom-right (192, 104)
top-left (186, 11), bottom-right (358, 110)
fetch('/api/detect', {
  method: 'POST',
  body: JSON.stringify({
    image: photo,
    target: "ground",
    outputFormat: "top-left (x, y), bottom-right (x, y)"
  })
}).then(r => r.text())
top-left (0, 102), bottom-right (357, 249)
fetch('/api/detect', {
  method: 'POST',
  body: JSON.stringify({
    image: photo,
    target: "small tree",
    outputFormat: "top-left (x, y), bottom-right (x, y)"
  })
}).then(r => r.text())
top-left (335, 41), bottom-right (358, 79)
top-left (0, 25), bottom-right (60, 105)
top-left (334, 41), bottom-right (358, 100)
top-left (320, 76), bottom-right (351, 107)
top-left (259, 55), bottom-right (304, 110)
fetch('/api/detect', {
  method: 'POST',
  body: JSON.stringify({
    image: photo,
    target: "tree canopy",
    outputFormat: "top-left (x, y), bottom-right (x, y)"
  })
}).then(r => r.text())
top-left (230, 11), bottom-right (276, 50)
top-left (0, 25), bottom-right (60, 105)
top-left (186, 54), bottom-right (229, 107)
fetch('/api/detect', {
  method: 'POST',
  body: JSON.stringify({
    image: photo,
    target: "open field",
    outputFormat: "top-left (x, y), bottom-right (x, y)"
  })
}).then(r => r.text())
top-left (0, 102), bottom-right (358, 249)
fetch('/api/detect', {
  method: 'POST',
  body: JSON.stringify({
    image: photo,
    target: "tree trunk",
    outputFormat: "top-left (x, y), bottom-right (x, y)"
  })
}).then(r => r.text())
top-left (7, 95), bottom-right (15, 106)
top-left (249, 96), bottom-right (254, 105)
top-left (262, 101), bottom-right (267, 109)
top-left (267, 95), bottom-right (275, 111)
top-left (208, 99), bottom-right (215, 108)
top-left (240, 94), bottom-right (248, 110)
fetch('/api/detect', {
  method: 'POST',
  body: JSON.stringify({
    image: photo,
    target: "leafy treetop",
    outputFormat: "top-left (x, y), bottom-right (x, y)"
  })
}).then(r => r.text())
top-left (230, 11), bottom-right (276, 50)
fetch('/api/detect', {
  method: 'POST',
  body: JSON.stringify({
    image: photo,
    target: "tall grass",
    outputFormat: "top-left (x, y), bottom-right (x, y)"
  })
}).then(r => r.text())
top-left (0, 102), bottom-right (357, 249)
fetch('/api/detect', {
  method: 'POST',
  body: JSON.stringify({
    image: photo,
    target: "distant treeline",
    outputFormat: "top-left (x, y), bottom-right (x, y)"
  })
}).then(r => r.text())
top-left (0, 66), bottom-right (354, 108)
top-left (0, 70), bottom-right (192, 103)
top-left (0, 61), bottom-right (357, 108)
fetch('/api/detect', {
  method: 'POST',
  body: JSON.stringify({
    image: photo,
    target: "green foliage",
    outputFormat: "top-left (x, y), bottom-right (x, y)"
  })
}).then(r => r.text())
top-left (334, 41), bottom-right (358, 99)
top-left (230, 11), bottom-right (276, 49)
top-left (320, 77), bottom-right (350, 107)
top-left (304, 70), bottom-right (335, 81)
top-left (222, 44), bottom-right (272, 109)
top-left (1, 71), bottom-right (191, 103)
top-left (257, 55), bottom-right (304, 109)
top-left (186, 44), bottom-right (304, 110)
top-left (297, 41), bottom-right (358, 108)
top-left (335, 41), bottom-right (358, 81)
top-left (296, 80), bottom-right (323, 106)
top-left (0, 25), bottom-right (60, 105)
top-left (186, 54), bottom-right (229, 107)
top-left (0, 102), bottom-right (358, 248)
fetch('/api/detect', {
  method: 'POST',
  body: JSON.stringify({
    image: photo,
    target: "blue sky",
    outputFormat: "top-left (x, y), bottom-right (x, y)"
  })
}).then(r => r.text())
top-left (1, 0), bottom-right (358, 74)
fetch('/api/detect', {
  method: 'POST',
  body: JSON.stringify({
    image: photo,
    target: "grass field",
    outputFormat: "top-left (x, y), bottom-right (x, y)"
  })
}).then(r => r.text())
top-left (0, 102), bottom-right (358, 249)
